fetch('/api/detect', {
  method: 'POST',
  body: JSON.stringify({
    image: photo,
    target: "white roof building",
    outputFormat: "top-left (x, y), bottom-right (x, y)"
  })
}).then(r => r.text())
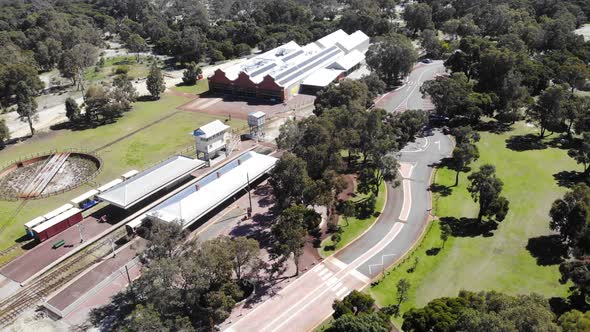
top-left (301, 68), bottom-right (344, 87)
top-left (42, 203), bottom-right (74, 220)
top-left (146, 152), bottom-right (277, 226)
top-left (97, 179), bottom-right (124, 193)
top-left (71, 190), bottom-right (99, 205)
top-left (192, 120), bottom-right (230, 139)
top-left (97, 156), bottom-right (206, 209)
top-left (329, 50), bottom-right (366, 71)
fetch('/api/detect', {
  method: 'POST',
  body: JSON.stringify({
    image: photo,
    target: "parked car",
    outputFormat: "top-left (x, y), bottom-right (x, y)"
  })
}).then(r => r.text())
top-left (422, 58), bottom-right (433, 64)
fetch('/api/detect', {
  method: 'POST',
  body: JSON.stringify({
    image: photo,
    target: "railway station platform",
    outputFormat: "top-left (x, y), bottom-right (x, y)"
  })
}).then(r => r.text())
top-left (45, 241), bottom-right (145, 326)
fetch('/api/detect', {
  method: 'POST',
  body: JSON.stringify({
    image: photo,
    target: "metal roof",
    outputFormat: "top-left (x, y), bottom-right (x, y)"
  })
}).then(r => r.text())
top-left (121, 170), bottom-right (139, 180)
top-left (146, 152), bottom-right (277, 226)
top-left (193, 120), bottom-right (230, 139)
top-left (97, 156), bottom-right (206, 209)
top-left (301, 68), bottom-right (344, 87)
top-left (249, 111), bottom-right (266, 118)
top-left (70, 190), bottom-right (99, 205)
top-left (42, 204), bottom-right (74, 220)
top-left (329, 50), bottom-right (365, 71)
top-left (97, 179), bottom-right (123, 193)
top-left (24, 216), bottom-right (46, 230)
top-left (33, 208), bottom-right (82, 233)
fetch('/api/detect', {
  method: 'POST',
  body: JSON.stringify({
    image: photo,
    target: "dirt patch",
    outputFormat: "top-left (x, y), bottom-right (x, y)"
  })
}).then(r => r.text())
top-left (0, 153), bottom-right (101, 200)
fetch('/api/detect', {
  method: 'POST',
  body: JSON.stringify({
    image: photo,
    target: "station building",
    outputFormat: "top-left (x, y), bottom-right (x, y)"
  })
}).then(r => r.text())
top-left (208, 29), bottom-right (370, 102)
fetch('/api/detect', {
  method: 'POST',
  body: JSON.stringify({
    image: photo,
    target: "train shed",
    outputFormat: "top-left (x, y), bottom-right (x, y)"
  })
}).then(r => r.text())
top-left (97, 156), bottom-right (206, 210)
top-left (144, 151), bottom-right (277, 228)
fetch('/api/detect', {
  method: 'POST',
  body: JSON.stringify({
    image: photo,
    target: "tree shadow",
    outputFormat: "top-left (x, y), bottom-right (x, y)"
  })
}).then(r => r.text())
top-left (439, 216), bottom-right (498, 237)
top-left (553, 170), bottom-right (588, 188)
top-left (137, 95), bottom-right (156, 102)
top-left (429, 183), bottom-right (452, 197)
top-left (505, 134), bottom-right (547, 151)
top-left (546, 135), bottom-right (578, 150)
top-left (475, 120), bottom-right (513, 134)
top-left (89, 289), bottom-right (136, 331)
top-left (526, 235), bottom-right (567, 266)
top-left (426, 247), bottom-right (441, 256)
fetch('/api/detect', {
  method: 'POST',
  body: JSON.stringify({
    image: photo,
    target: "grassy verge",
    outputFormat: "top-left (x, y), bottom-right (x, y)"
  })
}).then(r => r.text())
top-left (0, 93), bottom-right (245, 253)
top-left (368, 121), bottom-right (578, 327)
top-left (321, 180), bottom-right (387, 257)
top-left (85, 55), bottom-right (150, 81)
top-left (171, 80), bottom-right (209, 95)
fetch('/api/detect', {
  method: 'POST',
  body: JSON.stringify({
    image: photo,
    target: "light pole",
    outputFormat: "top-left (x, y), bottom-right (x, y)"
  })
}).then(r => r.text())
top-left (246, 172), bottom-right (253, 217)
top-left (77, 223), bottom-right (85, 243)
top-left (111, 238), bottom-right (116, 258)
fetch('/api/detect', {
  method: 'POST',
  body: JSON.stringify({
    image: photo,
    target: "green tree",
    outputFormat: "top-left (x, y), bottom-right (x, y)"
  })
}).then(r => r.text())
top-left (65, 97), bottom-right (80, 123)
top-left (182, 62), bottom-right (202, 86)
top-left (467, 164), bottom-right (510, 223)
top-left (340, 200), bottom-right (356, 227)
top-left (314, 79), bottom-right (369, 116)
top-left (420, 29), bottom-right (444, 59)
top-left (396, 279), bottom-right (410, 308)
top-left (420, 73), bottom-right (474, 120)
top-left (450, 142), bottom-right (479, 186)
top-left (0, 64), bottom-right (44, 107)
top-left (333, 290), bottom-right (375, 318)
top-left (366, 33), bottom-right (418, 85)
top-left (58, 43), bottom-right (98, 91)
top-left (268, 152), bottom-right (313, 209)
top-left (568, 133), bottom-right (590, 175)
top-left (126, 33), bottom-right (148, 62)
top-left (559, 310), bottom-right (590, 332)
top-left (527, 85), bottom-right (569, 138)
top-left (440, 223), bottom-right (451, 248)
top-left (559, 56), bottom-right (590, 93)
top-left (229, 236), bottom-right (260, 282)
top-left (128, 304), bottom-right (167, 332)
top-left (549, 183), bottom-right (590, 254)
top-left (403, 3), bottom-right (434, 34)
top-left (15, 81), bottom-right (38, 136)
top-left (146, 62), bottom-right (165, 99)
top-left (332, 312), bottom-right (391, 332)
top-left (0, 118), bottom-right (9, 146)
top-left (271, 205), bottom-right (310, 276)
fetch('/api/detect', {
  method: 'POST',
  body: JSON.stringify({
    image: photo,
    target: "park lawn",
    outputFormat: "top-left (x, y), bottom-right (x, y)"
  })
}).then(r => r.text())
top-left (85, 55), bottom-right (150, 82)
top-left (171, 80), bottom-right (210, 95)
top-left (369, 121), bottom-right (580, 328)
top-left (369, 222), bottom-right (449, 326)
top-left (321, 180), bottom-right (387, 257)
top-left (0, 93), bottom-right (245, 257)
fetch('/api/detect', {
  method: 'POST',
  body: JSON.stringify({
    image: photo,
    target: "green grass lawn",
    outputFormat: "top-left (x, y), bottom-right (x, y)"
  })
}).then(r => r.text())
top-left (171, 80), bottom-right (209, 95)
top-left (0, 93), bottom-right (245, 260)
top-left (321, 180), bottom-right (387, 257)
top-left (85, 55), bottom-right (150, 82)
top-left (369, 121), bottom-right (581, 327)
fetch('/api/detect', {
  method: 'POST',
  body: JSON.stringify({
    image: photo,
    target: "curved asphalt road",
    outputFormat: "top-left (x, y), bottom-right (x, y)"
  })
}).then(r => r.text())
top-left (375, 60), bottom-right (445, 112)
top-left (225, 130), bottom-right (453, 332)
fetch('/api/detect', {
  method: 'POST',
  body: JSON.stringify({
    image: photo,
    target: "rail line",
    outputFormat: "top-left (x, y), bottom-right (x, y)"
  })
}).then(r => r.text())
top-left (0, 228), bottom-right (127, 327)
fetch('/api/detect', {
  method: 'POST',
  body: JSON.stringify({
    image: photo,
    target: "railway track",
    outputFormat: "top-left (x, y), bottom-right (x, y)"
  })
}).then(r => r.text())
top-left (0, 228), bottom-right (127, 327)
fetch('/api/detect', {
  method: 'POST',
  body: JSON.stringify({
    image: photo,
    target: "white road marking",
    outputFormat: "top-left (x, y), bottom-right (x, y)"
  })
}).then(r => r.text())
top-left (320, 271), bottom-right (333, 281)
top-left (331, 281), bottom-right (343, 292)
top-left (326, 257), bottom-right (348, 270)
top-left (368, 254), bottom-right (397, 275)
top-left (350, 269), bottom-right (371, 283)
top-left (317, 268), bottom-right (329, 278)
top-left (336, 287), bottom-right (349, 299)
top-left (401, 137), bottom-right (430, 153)
top-left (326, 276), bottom-right (339, 287)
top-left (399, 180), bottom-right (412, 221)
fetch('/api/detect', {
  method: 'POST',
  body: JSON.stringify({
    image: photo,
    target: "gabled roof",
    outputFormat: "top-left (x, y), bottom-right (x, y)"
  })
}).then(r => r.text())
top-left (301, 68), bottom-right (344, 87)
top-left (193, 120), bottom-right (230, 139)
top-left (146, 152), bottom-right (277, 225)
top-left (97, 156), bottom-right (206, 209)
top-left (329, 50), bottom-right (365, 71)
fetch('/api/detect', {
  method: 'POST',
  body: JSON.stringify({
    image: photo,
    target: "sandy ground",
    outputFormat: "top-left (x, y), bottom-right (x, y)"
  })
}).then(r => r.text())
top-left (574, 24), bottom-right (590, 41)
top-left (3, 309), bottom-right (70, 332)
top-left (1, 58), bottom-right (243, 139)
